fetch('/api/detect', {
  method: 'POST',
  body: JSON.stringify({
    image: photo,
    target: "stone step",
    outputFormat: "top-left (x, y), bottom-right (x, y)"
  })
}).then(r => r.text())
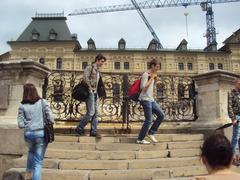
top-left (48, 141), bottom-right (202, 151)
top-left (5, 168), bottom-right (90, 180)
top-left (14, 157), bottom-right (202, 170)
top-left (44, 148), bottom-right (200, 160)
top-left (55, 134), bottom-right (203, 143)
top-left (59, 157), bottom-right (201, 170)
top-left (6, 165), bottom-right (207, 180)
top-left (89, 166), bottom-right (207, 180)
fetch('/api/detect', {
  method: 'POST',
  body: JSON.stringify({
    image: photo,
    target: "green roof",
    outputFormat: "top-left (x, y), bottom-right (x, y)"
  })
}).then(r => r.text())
top-left (17, 17), bottom-right (73, 41)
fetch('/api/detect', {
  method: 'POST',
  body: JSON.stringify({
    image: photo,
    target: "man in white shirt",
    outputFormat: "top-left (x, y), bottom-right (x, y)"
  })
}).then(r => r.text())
top-left (136, 59), bottom-right (165, 144)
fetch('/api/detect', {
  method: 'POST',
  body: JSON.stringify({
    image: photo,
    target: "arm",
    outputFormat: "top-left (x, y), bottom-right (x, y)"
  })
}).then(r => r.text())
top-left (43, 99), bottom-right (54, 124)
top-left (83, 65), bottom-right (93, 92)
top-left (228, 91), bottom-right (235, 122)
top-left (17, 105), bottom-right (25, 128)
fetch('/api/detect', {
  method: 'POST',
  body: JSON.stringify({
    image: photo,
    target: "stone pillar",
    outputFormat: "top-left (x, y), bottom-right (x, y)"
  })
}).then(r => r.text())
top-left (0, 60), bottom-right (51, 126)
top-left (191, 70), bottom-right (239, 132)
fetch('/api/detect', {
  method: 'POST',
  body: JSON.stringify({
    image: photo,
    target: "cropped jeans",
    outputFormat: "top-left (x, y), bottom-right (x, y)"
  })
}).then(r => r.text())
top-left (24, 130), bottom-right (47, 180)
top-left (138, 100), bottom-right (165, 140)
top-left (231, 115), bottom-right (240, 154)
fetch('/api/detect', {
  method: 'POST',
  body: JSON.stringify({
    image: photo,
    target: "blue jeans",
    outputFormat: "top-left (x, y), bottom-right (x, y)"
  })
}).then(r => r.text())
top-left (231, 115), bottom-right (240, 153)
top-left (24, 130), bottom-right (47, 180)
top-left (138, 100), bottom-right (165, 140)
top-left (77, 92), bottom-right (98, 134)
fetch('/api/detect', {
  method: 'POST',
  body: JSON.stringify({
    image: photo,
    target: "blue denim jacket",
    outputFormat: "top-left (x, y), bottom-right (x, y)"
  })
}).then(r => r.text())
top-left (17, 99), bottom-right (54, 131)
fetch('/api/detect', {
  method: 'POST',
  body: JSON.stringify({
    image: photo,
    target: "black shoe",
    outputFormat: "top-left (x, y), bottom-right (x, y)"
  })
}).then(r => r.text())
top-left (90, 132), bottom-right (102, 139)
top-left (75, 127), bottom-right (84, 136)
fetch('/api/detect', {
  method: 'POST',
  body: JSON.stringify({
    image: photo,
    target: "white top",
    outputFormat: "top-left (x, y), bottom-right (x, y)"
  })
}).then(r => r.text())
top-left (138, 72), bottom-right (154, 102)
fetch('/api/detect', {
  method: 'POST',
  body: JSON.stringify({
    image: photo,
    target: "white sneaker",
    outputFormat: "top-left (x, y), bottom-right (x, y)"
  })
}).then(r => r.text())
top-left (147, 134), bottom-right (158, 143)
top-left (136, 139), bottom-right (150, 144)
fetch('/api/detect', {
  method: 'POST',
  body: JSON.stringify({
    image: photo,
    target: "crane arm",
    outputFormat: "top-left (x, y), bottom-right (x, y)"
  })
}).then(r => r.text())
top-left (131, 0), bottom-right (163, 49)
top-left (69, 0), bottom-right (240, 16)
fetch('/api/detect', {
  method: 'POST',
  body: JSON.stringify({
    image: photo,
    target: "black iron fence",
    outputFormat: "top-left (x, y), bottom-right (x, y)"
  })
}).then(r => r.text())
top-left (43, 70), bottom-right (198, 125)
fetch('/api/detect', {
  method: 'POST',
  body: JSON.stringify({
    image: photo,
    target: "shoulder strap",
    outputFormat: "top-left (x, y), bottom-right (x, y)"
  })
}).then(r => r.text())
top-left (89, 65), bottom-right (94, 80)
top-left (41, 99), bottom-right (46, 125)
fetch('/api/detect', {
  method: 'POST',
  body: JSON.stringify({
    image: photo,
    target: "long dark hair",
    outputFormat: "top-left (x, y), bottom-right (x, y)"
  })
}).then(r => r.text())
top-left (21, 83), bottom-right (41, 104)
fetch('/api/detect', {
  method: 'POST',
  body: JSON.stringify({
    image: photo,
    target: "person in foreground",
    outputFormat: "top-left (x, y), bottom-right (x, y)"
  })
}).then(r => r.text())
top-left (228, 78), bottom-right (240, 165)
top-left (17, 83), bottom-right (54, 180)
top-left (136, 59), bottom-right (165, 144)
top-left (195, 133), bottom-right (240, 180)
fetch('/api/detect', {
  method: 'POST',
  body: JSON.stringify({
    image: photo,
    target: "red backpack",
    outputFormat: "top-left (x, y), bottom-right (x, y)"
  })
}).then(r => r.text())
top-left (127, 78), bottom-right (141, 101)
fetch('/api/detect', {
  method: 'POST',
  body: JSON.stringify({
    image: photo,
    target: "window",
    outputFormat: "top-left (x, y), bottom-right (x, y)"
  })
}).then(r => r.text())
top-left (56, 58), bottom-right (62, 69)
top-left (114, 62), bottom-right (121, 70)
top-left (209, 63), bottom-right (214, 70)
top-left (178, 63), bottom-right (184, 71)
top-left (187, 63), bottom-right (193, 70)
top-left (88, 43), bottom-right (95, 50)
top-left (119, 43), bottom-right (125, 50)
top-left (39, 58), bottom-right (45, 65)
top-left (82, 62), bottom-right (88, 70)
top-left (150, 44), bottom-right (156, 50)
top-left (124, 62), bottom-right (129, 70)
top-left (49, 33), bottom-right (57, 40)
top-left (32, 33), bottom-right (39, 41)
top-left (49, 29), bottom-right (57, 40)
top-left (218, 63), bottom-right (223, 70)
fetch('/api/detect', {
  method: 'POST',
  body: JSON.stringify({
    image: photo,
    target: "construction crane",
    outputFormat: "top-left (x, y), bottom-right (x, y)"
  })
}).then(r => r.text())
top-left (69, 0), bottom-right (240, 48)
top-left (131, 0), bottom-right (163, 49)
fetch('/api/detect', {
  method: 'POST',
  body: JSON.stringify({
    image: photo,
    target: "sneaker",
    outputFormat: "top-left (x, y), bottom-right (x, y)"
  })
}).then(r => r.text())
top-left (136, 139), bottom-right (150, 144)
top-left (75, 128), bottom-right (84, 136)
top-left (90, 132), bottom-right (102, 139)
top-left (147, 134), bottom-right (158, 143)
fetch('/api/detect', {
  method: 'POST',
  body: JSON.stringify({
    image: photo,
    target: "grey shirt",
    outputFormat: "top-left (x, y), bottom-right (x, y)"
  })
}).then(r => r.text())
top-left (84, 64), bottom-right (100, 93)
top-left (139, 72), bottom-right (155, 102)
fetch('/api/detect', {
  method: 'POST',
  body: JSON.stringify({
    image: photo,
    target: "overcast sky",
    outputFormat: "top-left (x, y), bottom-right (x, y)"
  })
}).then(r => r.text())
top-left (0, 0), bottom-right (240, 54)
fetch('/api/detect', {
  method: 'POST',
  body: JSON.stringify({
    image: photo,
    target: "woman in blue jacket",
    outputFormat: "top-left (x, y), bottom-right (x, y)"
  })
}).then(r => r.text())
top-left (17, 83), bottom-right (54, 180)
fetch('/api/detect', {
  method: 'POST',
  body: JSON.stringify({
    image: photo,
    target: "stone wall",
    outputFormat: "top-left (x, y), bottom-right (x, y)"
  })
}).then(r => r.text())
top-left (0, 60), bottom-right (50, 179)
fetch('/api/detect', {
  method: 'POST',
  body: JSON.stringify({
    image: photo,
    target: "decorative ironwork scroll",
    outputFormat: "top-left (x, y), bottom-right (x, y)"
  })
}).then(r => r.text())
top-left (43, 71), bottom-right (197, 123)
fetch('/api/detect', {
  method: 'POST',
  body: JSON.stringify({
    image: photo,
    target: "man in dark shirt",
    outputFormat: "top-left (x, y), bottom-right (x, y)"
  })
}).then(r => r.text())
top-left (228, 79), bottom-right (240, 165)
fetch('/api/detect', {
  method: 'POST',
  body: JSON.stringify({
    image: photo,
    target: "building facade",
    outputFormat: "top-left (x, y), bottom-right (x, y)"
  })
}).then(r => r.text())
top-left (1, 13), bottom-right (240, 76)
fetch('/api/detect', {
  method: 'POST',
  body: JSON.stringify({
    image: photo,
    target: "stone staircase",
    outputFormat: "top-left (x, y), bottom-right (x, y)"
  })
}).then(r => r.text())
top-left (7, 133), bottom-right (208, 180)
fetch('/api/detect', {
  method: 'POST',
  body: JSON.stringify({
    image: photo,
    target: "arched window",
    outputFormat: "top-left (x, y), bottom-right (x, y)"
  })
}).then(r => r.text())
top-left (178, 63), bottom-right (184, 71)
top-left (82, 62), bottom-right (88, 70)
top-left (124, 62), bottom-right (129, 70)
top-left (218, 63), bottom-right (223, 70)
top-left (39, 58), bottom-right (45, 65)
top-left (209, 63), bottom-right (214, 70)
top-left (56, 58), bottom-right (62, 69)
top-left (114, 62), bottom-right (121, 70)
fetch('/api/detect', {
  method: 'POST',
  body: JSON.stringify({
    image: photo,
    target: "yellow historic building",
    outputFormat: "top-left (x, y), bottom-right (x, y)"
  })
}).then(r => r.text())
top-left (1, 13), bottom-right (240, 75)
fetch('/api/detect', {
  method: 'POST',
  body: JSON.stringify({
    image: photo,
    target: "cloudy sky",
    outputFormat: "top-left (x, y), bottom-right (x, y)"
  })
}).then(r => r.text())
top-left (0, 0), bottom-right (240, 54)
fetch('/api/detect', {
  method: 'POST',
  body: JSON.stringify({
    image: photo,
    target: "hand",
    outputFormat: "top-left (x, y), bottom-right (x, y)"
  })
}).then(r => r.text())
top-left (232, 119), bottom-right (239, 125)
top-left (150, 73), bottom-right (157, 80)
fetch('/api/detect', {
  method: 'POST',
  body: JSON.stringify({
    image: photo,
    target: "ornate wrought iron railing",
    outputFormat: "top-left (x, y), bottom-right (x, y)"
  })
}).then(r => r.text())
top-left (43, 70), bottom-right (198, 124)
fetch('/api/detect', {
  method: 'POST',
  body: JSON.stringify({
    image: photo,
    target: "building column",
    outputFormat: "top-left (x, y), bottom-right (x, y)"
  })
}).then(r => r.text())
top-left (191, 70), bottom-right (239, 132)
top-left (0, 60), bottom-right (51, 126)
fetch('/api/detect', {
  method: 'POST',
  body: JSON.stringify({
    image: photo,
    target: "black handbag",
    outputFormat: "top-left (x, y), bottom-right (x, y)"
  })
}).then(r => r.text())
top-left (41, 99), bottom-right (54, 144)
top-left (72, 81), bottom-right (90, 101)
